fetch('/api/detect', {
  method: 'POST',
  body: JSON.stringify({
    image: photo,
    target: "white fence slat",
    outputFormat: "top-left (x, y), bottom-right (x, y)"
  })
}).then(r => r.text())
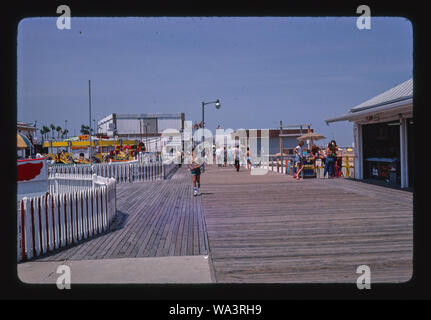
top-left (70, 193), bottom-right (77, 244)
top-left (102, 186), bottom-right (108, 231)
top-left (53, 194), bottom-right (60, 250)
top-left (40, 195), bottom-right (47, 254)
top-left (65, 194), bottom-right (72, 245)
top-left (59, 193), bottom-right (66, 247)
top-left (86, 190), bottom-right (92, 237)
top-left (82, 190), bottom-right (89, 239)
top-left (91, 189), bottom-right (97, 235)
top-left (23, 197), bottom-right (33, 260)
top-left (46, 194), bottom-right (54, 251)
top-left (77, 191), bottom-right (83, 241)
top-left (99, 188), bottom-right (104, 232)
top-left (32, 198), bottom-right (41, 257)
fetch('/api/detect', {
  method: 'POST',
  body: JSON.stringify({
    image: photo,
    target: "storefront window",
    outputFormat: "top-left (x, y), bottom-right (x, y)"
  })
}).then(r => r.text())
top-left (362, 121), bottom-right (401, 184)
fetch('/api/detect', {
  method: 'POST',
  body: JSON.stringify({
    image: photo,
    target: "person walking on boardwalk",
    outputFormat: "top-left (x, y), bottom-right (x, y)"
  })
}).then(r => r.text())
top-left (216, 146), bottom-right (223, 167)
top-left (323, 140), bottom-right (338, 178)
top-left (234, 145), bottom-right (240, 172)
top-left (246, 147), bottom-right (251, 170)
top-left (223, 147), bottom-right (229, 167)
top-left (227, 146), bottom-right (232, 167)
top-left (294, 140), bottom-right (305, 180)
top-left (188, 147), bottom-right (202, 196)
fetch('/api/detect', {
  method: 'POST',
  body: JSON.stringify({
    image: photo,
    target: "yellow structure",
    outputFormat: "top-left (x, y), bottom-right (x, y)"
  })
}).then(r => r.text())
top-left (43, 139), bottom-right (138, 148)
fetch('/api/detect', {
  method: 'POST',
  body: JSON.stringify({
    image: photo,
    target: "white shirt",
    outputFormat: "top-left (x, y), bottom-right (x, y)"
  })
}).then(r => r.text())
top-left (295, 145), bottom-right (302, 158)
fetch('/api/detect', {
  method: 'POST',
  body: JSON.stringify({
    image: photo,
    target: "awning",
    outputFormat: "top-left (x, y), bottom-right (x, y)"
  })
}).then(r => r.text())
top-left (325, 98), bottom-right (413, 125)
top-left (17, 133), bottom-right (32, 148)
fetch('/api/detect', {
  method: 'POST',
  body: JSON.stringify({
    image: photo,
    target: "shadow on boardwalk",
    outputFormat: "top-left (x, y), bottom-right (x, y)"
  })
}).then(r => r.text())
top-left (36, 166), bottom-right (209, 261)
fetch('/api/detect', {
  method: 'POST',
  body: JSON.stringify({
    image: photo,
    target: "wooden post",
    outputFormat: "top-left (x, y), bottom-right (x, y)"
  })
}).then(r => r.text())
top-left (279, 120), bottom-right (283, 173)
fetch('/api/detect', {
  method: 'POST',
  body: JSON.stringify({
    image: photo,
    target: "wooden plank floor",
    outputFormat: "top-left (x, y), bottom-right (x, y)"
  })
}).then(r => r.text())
top-left (36, 166), bottom-right (209, 261)
top-left (200, 165), bottom-right (413, 283)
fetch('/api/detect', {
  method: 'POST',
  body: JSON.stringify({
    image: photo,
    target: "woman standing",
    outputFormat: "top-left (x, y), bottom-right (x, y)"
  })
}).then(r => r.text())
top-left (294, 140), bottom-right (305, 180)
top-left (246, 147), bottom-right (251, 170)
top-left (227, 147), bottom-right (233, 167)
top-left (324, 140), bottom-right (338, 178)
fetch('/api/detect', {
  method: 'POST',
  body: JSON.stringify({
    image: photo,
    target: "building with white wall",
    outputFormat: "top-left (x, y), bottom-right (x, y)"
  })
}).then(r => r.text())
top-left (97, 113), bottom-right (185, 139)
top-left (325, 78), bottom-right (413, 189)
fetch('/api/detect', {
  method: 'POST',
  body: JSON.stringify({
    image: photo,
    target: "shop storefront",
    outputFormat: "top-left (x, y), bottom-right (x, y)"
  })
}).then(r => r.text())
top-left (325, 78), bottom-right (413, 189)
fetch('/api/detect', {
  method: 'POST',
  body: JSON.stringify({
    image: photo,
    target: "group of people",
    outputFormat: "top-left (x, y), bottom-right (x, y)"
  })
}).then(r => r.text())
top-left (190, 145), bottom-right (245, 197)
top-left (189, 139), bottom-right (341, 196)
top-left (213, 145), bottom-right (243, 171)
top-left (294, 140), bottom-right (339, 180)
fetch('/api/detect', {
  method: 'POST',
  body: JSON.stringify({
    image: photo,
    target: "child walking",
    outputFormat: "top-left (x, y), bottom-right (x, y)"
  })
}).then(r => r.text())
top-left (188, 148), bottom-right (202, 196)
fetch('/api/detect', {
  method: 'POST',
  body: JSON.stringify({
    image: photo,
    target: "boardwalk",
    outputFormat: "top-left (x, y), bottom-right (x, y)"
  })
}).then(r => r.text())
top-left (33, 164), bottom-right (412, 284)
top-left (36, 166), bottom-right (209, 261)
top-left (200, 165), bottom-right (413, 283)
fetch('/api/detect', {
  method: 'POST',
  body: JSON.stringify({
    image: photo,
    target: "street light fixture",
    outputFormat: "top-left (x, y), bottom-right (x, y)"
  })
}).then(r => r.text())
top-left (201, 99), bottom-right (221, 159)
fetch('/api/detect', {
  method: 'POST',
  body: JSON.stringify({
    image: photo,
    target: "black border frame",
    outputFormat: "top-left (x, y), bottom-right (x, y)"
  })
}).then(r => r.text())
top-left (2, 0), bottom-right (429, 302)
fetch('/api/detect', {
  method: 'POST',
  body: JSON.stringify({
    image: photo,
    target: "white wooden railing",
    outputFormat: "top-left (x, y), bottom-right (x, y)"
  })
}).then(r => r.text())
top-left (49, 161), bottom-right (178, 183)
top-left (17, 175), bottom-right (116, 262)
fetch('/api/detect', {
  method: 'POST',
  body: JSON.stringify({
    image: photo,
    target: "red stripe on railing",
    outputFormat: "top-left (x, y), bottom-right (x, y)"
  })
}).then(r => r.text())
top-left (20, 200), bottom-right (26, 261)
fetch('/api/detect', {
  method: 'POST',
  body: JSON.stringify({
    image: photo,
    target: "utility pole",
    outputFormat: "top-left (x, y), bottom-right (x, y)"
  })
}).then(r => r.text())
top-left (279, 120), bottom-right (283, 173)
top-left (88, 80), bottom-right (92, 165)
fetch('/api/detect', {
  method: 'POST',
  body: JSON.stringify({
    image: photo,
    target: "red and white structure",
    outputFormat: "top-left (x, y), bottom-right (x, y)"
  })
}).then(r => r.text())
top-left (17, 158), bottom-right (48, 200)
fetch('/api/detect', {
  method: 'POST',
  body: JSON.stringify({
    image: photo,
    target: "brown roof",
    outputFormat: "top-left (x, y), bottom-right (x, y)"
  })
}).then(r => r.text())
top-left (231, 129), bottom-right (314, 138)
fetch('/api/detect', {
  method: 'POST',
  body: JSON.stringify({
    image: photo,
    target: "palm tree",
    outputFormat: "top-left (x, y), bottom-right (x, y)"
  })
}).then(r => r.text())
top-left (40, 126), bottom-right (50, 142)
top-left (80, 124), bottom-right (91, 135)
top-left (61, 129), bottom-right (69, 139)
top-left (50, 124), bottom-right (56, 139)
top-left (56, 126), bottom-right (62, 139)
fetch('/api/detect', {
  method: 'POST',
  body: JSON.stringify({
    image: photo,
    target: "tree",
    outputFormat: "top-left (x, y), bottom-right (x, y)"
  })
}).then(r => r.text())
top-left (40, 125), bottom-right (50, 142)
top-left (62, 129), bottom-right (69, 139)
top-left (50, 124), bottom-right (56, 139)
top-left (80, 124), bottom-right (92, 135)
top-left (56, 126), bottom-right (62, 139)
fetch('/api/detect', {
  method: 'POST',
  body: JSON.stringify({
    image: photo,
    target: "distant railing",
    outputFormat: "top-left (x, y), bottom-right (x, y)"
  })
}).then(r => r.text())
top-left (17, 174), bottom-right (116, 262)
top-left (264, 155), bottom-right (355, 178)
top-left (48, 161), bottom-right (179, 183)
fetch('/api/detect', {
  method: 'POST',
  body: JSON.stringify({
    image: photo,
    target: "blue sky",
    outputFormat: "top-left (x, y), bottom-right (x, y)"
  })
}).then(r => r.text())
top-left (17, 17), bottom-right (412, 146)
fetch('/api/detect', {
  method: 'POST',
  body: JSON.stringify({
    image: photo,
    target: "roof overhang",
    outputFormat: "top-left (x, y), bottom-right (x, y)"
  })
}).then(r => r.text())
top-left (325, 98), bottom-right (413, 125)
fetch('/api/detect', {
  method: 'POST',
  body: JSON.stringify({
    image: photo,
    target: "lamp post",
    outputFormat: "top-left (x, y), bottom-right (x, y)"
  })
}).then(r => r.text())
top-left (201, 99), bottom-right (221, 159)
top-left (88, 80), bottom-right (92, 165)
